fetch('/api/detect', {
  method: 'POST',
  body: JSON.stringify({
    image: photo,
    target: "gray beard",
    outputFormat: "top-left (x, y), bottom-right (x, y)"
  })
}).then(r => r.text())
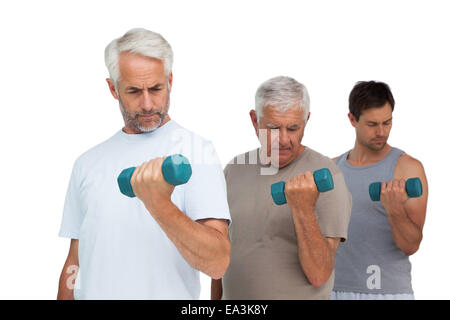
top-left (118, 94), bottom-right (170, 133)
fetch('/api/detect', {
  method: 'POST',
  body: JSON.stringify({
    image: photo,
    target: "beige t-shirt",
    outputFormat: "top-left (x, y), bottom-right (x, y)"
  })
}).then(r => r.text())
top-left (222, 147), bottom-right (352, 300)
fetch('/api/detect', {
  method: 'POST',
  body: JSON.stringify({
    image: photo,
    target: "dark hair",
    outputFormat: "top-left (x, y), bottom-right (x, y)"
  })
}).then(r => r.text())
top-left (349, 81), bottom-right (395, 121)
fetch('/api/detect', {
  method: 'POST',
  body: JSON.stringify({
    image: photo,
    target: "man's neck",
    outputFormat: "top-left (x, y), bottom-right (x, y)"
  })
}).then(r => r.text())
top-left (347, 142), bottom-right (392, 166)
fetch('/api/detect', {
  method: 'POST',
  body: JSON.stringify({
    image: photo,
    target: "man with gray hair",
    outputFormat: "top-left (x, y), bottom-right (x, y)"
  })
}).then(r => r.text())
top-left (57, 28), bottom-right (231, 299)
top-left (211, 76), bottom-right (352, 299)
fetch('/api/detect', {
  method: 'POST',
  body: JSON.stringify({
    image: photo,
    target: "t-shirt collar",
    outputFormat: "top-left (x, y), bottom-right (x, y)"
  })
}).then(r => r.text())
top-left (117, 119), bottom-right (176, 143)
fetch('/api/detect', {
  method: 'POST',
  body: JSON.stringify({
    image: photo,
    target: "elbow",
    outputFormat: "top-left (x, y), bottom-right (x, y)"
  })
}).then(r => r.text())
top-left (209, 241), bottom-right (231, 280)
top-left (403, 244), bottom-right (421, 256)
top-left (210, 268), bottom-right (227, 280)
top-left (306, 268), bottom-right (333, 288)
top-left (399, 237), bottom-right (422, 256)
top-left (209, 258), bottom-right (230, 280)
top-left (309, 276), bottom-right (329, 288)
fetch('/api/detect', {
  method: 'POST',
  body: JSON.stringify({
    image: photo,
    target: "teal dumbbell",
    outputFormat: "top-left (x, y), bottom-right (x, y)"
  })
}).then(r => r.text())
top-left (271, 168), bottom-right (334, 205)
top-left (369, 177), bottom-right (422, 201)
top-left (118, 154), bottom-right (192, 198)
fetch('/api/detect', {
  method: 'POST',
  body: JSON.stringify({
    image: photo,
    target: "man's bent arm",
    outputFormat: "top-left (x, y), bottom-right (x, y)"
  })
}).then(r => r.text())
top-left (148, 200), bottom-right (230, 279)
top-left (291, 206), bottom-right (340, 287)
top-left (388, 155), bottom-right (428, 255)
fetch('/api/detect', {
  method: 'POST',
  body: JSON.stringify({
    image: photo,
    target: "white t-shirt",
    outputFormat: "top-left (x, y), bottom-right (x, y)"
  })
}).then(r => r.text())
top-left (59, 120), bottom-right (231, 299)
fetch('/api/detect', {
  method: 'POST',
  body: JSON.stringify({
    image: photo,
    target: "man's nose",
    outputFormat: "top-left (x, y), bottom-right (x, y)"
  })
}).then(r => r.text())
top-left (141, 91), bottom-right (154, 111)
top-left (278, 128), bottom-right (290, 146)
top-left (375, 125), bottom-right (385, 136)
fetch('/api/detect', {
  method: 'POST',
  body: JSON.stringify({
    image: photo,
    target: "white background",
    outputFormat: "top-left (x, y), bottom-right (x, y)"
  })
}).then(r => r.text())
top-left (0, 0), bottom-right (448, 299)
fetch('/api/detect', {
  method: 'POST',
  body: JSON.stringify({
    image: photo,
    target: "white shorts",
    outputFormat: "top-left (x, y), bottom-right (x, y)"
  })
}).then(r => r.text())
top-left (331, 290), bottom-right (415, 300)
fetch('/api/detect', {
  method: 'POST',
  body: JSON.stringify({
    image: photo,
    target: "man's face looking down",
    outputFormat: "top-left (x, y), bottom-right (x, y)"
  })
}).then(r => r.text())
top-left (107, 51), bottom-right (172, 134)
top-left (349, 102), bottom-right (393, 151)
top-left (251, 105), bottom-right (309, 168)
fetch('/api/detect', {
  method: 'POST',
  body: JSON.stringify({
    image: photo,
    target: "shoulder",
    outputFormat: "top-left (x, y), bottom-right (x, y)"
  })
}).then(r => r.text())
top-left (74, 132), bottom-right (119, 169)
top-left (303, 147), bottom-right (341, 174)
top-left (224, 149), bottom-right (258, 175)
top-left (395, 152), bottom-right (426, 178)
top-left (170, 122), bottom-right (223, 165)
top-left (333, 150), bottom-right (351, 164)
top-left (396, 152), bottom-right (425, 171)
top-left (170, 121), bottom-right (212, 146)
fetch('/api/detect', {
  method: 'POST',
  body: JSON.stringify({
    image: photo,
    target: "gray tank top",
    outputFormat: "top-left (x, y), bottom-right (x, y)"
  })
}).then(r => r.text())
top-left (333, 147), bottom-right (413, 294)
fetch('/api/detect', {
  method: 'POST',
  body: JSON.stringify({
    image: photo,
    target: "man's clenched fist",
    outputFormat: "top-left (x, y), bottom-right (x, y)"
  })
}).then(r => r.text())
top-left (130, 157), bottom-right (175, 212)
top-left (284, 171), bottom-right (319, 213)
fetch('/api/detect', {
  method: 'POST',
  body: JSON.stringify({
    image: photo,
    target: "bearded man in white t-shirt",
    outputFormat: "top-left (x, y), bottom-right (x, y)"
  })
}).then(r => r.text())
top-left (56, 28), bottom-right (231, 300)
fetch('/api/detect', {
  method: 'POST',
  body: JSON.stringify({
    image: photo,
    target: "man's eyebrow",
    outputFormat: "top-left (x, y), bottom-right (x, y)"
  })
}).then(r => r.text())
top-left (125, 86), bottom-right (141, 91)
top-left (125, 83), bottom-right (164, 91)
top-left (366, 118), bottom-right (392, 124)
top-left (265, 123), bottom-right (302, 129)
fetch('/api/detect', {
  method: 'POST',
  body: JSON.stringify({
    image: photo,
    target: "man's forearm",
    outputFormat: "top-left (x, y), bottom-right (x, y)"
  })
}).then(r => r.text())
top-left (57, 283), bottom-right (74, 300)
top-left (146, 201), bottom-right (230, 279)
top-left (57, 261), bottom-right (78, 300)
top-left (211, 279), bottom-right (223, 300)
top-left (387, 207), bottom-right (423, 256)
top-left (291, 207), bottom-right (334, 287)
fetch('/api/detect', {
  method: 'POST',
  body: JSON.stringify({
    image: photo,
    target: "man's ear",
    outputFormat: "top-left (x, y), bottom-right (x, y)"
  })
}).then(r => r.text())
top-left (249, 109), bottom-right (259, 135)
top-left (348, 112), bottom-right (357, 128)
top-left (168, 72), bottom-right (173, 92)
top-left (306, 112), bottom-right (311, 122)
top-left (106, 78), bottom-right (119, 100)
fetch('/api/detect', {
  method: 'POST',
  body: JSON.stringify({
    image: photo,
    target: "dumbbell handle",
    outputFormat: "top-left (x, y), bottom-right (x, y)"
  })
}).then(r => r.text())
top-left (117, 154), bottom-right (192, 198)
top-left (271, 168), bottom-right (334, 206)
top-left (369, 177), bottom-right (422, 201)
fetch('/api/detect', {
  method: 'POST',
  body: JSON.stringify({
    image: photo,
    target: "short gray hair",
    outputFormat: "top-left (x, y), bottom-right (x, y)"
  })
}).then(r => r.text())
top-left (104, 28), bottom-right (173, 85)
top-left (255, 76), bottom-right (310, 121)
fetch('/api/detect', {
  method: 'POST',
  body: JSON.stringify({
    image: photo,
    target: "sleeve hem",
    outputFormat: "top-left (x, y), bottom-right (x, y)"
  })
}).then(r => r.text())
top-left (323, 232), bottom-right (347, 242)
top-left (58, 229), bottom-right (80, 239)
top-left (193, 214), bottom-right (232, 226)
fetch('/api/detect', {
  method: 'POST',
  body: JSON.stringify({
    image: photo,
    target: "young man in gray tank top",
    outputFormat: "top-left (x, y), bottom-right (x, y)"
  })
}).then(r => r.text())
top-left (331, 81), bottom-right (429, 300)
